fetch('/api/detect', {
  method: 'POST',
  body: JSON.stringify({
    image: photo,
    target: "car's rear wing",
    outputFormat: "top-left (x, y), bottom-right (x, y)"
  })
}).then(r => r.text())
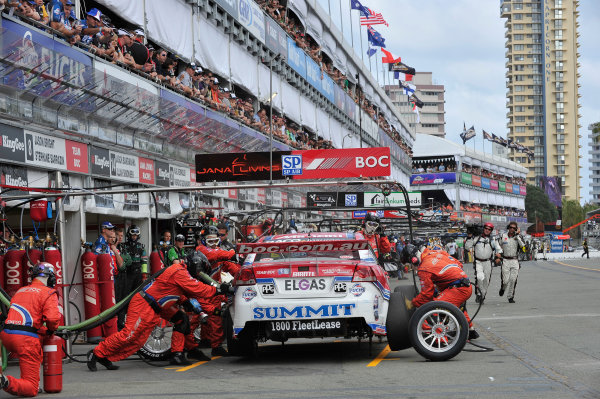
top-left (237, 240), bottom-right (370, 254)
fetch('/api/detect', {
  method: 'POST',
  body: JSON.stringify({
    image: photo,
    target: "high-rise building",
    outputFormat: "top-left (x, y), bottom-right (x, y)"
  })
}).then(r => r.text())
top-left (589, 123), bottom-right (600, 204)
top-left (385, 72), bottom-right (446, 138)
top-left (501, 0), bottom-right (581, 201)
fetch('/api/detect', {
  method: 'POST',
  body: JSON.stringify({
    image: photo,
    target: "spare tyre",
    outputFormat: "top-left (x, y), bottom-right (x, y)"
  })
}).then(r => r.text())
top-left (386, 286), bottom-right (416, 351)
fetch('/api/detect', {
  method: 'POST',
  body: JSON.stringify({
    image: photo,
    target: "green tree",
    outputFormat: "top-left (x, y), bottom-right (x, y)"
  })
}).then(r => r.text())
top-left (525, 185), bottom-right (558, 223)
top-left (562, 199), bottom-right (584, 238)
top-left (582, 202), bottom-right (599, 216)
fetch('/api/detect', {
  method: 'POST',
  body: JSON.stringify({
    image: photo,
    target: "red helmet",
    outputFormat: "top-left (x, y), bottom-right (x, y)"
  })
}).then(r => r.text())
top-left (483, 222), bottom-right (494, 230)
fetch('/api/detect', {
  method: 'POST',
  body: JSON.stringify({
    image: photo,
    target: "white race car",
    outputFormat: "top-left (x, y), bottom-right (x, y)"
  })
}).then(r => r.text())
top-left (224, 232), bottom-right (390, 356)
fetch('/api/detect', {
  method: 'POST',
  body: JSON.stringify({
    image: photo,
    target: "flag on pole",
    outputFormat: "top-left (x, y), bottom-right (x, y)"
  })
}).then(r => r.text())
top-left (367, 26), bottom-right (386, 47)
top-left (367, 48), bottom-right (377, 57)
top-left (350, 0), bottom-right (370, 17)
top-left (381, 48), bottom-right (401, 64)
top-left (460, 124), bottom-right (476, 144)
top-left (409, 94), bottom-right (424, 108)
top-left (399, 80), bottom-right (415, 95)
top-left (405, 74), bottom-right (413, 81)
top-left (410, 101), bottom-right (420, 123)
top-left (483, 129), bottom-right (492, 141)
top-left (360, 7), bottom-right (389, 27)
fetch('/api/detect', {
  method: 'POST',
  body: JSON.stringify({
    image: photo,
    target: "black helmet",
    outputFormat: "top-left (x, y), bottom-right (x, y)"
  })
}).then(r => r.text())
top-left (364, 213), bottom-right (380, 224)
top-left (31, 262), bottom-right (57, 288)
top-left (363, 213), bottom-right (380, 234)
top-left (127, 225), bottom-right (140, 241)
top-left (186, 250), bottom-right (210, 277)
top-left (203, 225), bottom-right (219, 237)
top-left (400, 244), bottom-right (419, 265)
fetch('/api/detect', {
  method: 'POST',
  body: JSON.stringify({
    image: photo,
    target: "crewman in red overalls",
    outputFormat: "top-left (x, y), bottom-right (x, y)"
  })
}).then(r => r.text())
top-left (0, 262), bottom-right (61, 397)
top-left (195, 227), bottom-right (240, 357)
top-left (358, 213), bottom-right (391, 259)
top-left (87, 258), bottom-right (233, 371)
top-left (402, 245), bottom-right (480, 340)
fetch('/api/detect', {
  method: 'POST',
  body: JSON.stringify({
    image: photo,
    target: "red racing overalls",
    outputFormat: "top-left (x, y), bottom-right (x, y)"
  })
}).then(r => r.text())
top-left (1, 279), bottom-right (60, 397)
top-left (195, 244), bottom-right (240, 349)
top-left (93, 263), bottom-right (216, 362)
top-left (356, 231), bottom-right (391, 259)
top-left (412, 249), bottom-right (474, 327)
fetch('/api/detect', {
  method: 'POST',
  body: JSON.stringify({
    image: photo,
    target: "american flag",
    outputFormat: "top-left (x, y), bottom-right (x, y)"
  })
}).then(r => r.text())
top-left (360, 8), bottom-right (388, 26)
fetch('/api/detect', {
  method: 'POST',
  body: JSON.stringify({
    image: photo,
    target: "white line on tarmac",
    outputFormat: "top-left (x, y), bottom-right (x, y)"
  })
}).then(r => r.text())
top-left (477, 313), bottom-right (600, 321)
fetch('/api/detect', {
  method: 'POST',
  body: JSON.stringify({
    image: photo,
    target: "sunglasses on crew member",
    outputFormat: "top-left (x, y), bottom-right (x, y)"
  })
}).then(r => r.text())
top-left (508, 226), bottom-right (517, 230)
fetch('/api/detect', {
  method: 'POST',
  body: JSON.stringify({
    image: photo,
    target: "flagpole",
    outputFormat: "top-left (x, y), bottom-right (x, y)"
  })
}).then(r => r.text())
top-left (359, 23), bottom-right (364, 65)
top-left (339, 0), bottom-right (344, 37)
top-left (349, 0), bottom-right (354, 48)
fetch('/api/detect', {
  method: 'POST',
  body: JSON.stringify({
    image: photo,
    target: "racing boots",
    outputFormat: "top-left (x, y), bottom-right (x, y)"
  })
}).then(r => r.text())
top-left (187, 348), bottom-right (211, 362)
top-left (508, 297), bottom-right (515, 303)
top-left (170, 352), bottom-right (191, 366)
top-left (87, 349), bottom-right (120, 372)
top-left (211, 346), bottom-right (229, 357)
top-left (499, 286), bottom-right (505, 297)
top-left (468, 329), bottom-right (480, 340)
top-left (0, 371), bottom-right (9, 390)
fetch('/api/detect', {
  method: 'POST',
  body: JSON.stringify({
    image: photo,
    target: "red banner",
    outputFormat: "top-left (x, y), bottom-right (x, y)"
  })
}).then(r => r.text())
top-left (292, 147), bottom-right (390, 179)
top-left (138, 158), bottom-right (155, 185)
top-left (471, 175), bottom-right (481, 187)
top-left (65, 140), bottom-right (88, 173)
top-left (506, 182), bottom-right (513, 193)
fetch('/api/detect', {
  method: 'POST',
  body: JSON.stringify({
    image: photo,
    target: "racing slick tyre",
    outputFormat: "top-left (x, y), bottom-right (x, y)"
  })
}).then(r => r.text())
top-left (224, 310), bottom-right (257, 357)
top-left (386, 286), bottom-right (417, 351)
top-left (138, 321), bottom-right (173, 361)
top-left (408, 301), bottom-right (469, 362)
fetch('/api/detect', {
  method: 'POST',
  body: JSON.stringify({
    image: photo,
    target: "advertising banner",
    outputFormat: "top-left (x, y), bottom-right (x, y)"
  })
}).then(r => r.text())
top-left (512, 184), bottom-right (520, 194)
top-left (320, 74), bottom-right (335, 103)
top-left (265, 16), bottom-right (287, 58)
top-left (363, 192), bottom-right (421, 208)
top-left (410, 172), bottom-right (457, 185)
top-left (25, 130), bottom-right (66, 170)
top-left (520, 186), bottom-right (527, 196)
top-left (155, 161), bottom-right (171, 187)
top-left (0, 123), bottom-right (25, 163)
top-left (90, 147), bottom-right (111, 177)
top-left (305, 57), bottom-right (322, 92)
top-left (286, 37), bottom-right (307, 79)
top-left (307, 192), bottom-right (337, 208)
top-left (66, 140), bottom-right (88, 173)
top-left (110, 151), bottom-right (139, 183)
top-left (472, 175), bottom-right (481, 187)
top-left (499, 181), bottom-right (506, 192)
top-left (0, 164), bottom-right (28, 190)
top-left (93, 179), bottom-right (114, 208)
top-left (490, 180), bottom-right (499, 191)
top-left (139, 158), bottom-right (155, 185)
top-left (123, 190), bottom-right (140, 212)
top-left (215, 0), bottom-right (238, 19)
top-left (196, 147), bottom-right (390, 182)
top-left (169, 165), bottom-right (191, 187)
top-left (481, 177), bottom-right (490, 189)
top-left (506, 182), bottom-right (513, 193)
top-left (238, 0), bottom-right (265, 43)
top-left (461, 172), bottom-right (472, 185)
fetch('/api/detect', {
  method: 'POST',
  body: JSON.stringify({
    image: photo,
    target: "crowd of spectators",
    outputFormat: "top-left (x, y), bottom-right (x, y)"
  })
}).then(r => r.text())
top-left (462, 164), bottom-right (527, 186)
top-left (0, 0), bottom-right (337, 151)
top-left (257, 0), bottom-right (412, 157)
top-left (458, 202), bottom-right (527, 218)
top-left (412, 160), bottom-right (457, 174)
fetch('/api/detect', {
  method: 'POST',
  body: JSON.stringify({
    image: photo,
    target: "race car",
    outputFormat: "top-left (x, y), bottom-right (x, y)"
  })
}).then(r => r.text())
top-left (224, 232), bottom-right (390, 356)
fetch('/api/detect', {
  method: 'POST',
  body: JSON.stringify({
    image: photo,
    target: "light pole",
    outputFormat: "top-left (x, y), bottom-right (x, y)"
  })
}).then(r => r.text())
top-left (355, 73), bottom-right (363, 148)
top-left (268, 54), bottom-right (281, 184)
top-left (342, 133), bottom-right (353, 148)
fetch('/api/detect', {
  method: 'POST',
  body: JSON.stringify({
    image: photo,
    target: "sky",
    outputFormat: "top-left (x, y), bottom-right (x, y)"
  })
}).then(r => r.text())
top-left (317, 0), bottom-right (599, 203)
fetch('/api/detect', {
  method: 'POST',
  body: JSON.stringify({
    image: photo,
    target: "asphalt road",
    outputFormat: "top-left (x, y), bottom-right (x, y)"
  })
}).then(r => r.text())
top-left (5, 258), bottom-right (599, 399)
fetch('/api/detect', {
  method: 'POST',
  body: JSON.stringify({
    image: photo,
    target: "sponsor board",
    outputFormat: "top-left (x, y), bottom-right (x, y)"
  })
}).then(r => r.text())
top-left (237, 240), bottom-right (370, 254)
top-left (0, 124), bottom-right (26, 162)
top-left (283, 279), bottom-right (326, 291)
top-left (267, 319), bottom-right (344, 334)
top-left (363, 192), bottom-right (421, 208)
top-left (410, 172), bottom-right (457, 185)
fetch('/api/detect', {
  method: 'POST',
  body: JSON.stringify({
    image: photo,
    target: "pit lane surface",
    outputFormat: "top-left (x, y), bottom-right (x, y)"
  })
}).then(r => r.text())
top-left (16, 258), bottom-right (599, 399)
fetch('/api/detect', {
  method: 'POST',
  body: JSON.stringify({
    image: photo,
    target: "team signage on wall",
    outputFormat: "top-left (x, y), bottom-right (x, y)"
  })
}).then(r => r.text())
top-left (461, 172), bottom-right (526, 196)
top-left (195, 147), bottom-right (391, 182)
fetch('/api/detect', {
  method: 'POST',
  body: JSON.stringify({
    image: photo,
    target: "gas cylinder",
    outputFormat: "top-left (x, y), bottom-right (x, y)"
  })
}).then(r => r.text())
top-left (4, 248), bottom-right (25, 297)
top-left (42, 334), bottom-right (64, 393)
top-left (80, 249), bottom-right (103, 343)
top-left (149, 246), bottom-right (165, 275)
top-left (44, 246), bottom-right (64, 325)
top-left (23, 247), bottom-right (42, 286)
top-left (0, 251), bottom-right (4, 289)
top-left (96, 253), bottom-right (117, 337)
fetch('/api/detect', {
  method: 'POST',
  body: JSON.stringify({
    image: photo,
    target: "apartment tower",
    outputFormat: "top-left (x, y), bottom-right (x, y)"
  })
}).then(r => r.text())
top-left (501, 0), bottom-right (581, 200)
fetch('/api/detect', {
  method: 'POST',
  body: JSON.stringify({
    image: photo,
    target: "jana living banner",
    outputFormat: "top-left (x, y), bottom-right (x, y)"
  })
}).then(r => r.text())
top-left (195, 147), bottom-right (391, 182)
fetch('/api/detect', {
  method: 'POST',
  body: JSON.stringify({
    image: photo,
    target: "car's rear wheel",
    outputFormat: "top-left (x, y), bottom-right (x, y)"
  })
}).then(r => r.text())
top-left (386, 285), bottom-right (417, 351)
top-left (408, 301), bottom-right (468, 361)
top-left (224, 310), bottom-right (257, 357)
top-left (138, 320), bottom-right (173, 361)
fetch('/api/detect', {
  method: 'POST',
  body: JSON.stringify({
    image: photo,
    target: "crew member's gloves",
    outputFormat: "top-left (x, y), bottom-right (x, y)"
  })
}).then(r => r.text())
top-left (494, 257), bottom-right (502, 266)
top-left (170, 310), bottom-right (191, 335)
top-left (182, 298), bottom-right (203, 314)
top-left (217, 282), bottom-right (235, 295)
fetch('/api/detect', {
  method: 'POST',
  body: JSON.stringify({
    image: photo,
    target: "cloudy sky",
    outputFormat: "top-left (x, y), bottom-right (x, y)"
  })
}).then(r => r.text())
top-left (319, 0), bottom-right (599, 203)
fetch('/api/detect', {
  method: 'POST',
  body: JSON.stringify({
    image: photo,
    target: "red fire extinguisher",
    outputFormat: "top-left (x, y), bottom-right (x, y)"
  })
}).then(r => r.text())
top-left (4, 248), bottom-right (25, 297)
top-left (149, 246), bottom-right (164, 275)
top-left (80, 249), bottom-right (103, 343)
top-left (44, 246), bottom-right (65, 325)
top-left (42, 334), bottom-right (64, 393)
top-left (96, 253), bottom-right (117, 337)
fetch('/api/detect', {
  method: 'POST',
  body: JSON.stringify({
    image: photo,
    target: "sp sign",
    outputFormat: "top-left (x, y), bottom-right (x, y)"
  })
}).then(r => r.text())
top-left (282, 155), bottom-right (302, 176)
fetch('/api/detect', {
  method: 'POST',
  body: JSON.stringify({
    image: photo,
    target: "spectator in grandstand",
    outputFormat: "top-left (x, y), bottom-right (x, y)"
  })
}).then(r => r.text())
top-left (16, 0), bottom-right (42, 21)
top-left (50, 0), bottom-right (81, 44)
top-left (177, 63), bottom-right (196, 96)
top-left (129, 29), bottom-right (150, 67)
top-left (266, 0), bottom-right (285, 22)
top-left (153, 48), bottom-right (169, 81)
